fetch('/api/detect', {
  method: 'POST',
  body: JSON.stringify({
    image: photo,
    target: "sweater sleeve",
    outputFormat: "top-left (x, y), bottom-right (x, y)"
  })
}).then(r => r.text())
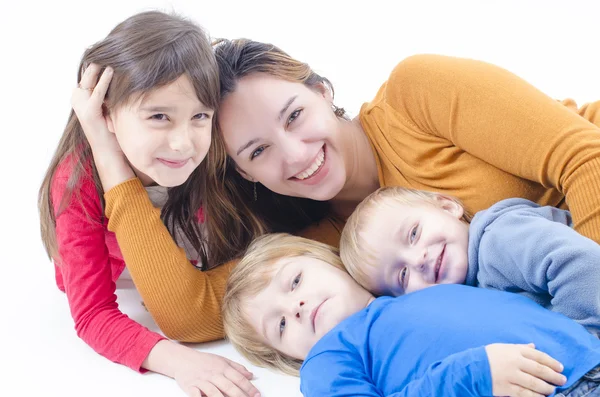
top-left (475, 204), bottom-right (600, 337)
top-left (52, 170), bottom-right (163, 372)
top-left (104, 178), bottom-right (235, 342)
top-left (385, 54), bottom-right (600, 243)
top-left (301, 347), bottom-right (490, 397)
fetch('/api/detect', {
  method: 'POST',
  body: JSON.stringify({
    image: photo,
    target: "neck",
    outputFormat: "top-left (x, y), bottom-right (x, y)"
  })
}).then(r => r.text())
top-left (331, 117), bottom-right (380, 218)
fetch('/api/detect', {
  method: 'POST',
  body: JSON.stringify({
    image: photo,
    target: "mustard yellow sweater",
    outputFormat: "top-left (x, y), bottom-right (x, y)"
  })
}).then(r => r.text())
top-left (105, 54), bottom-right (600, 342)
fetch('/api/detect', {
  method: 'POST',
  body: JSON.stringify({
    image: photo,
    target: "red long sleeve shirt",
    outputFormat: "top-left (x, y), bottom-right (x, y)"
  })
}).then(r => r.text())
top-left (51, 157), bottom-right (164, 372)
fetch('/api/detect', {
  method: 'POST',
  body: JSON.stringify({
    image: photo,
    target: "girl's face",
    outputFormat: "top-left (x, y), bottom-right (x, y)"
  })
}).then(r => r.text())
top-left (218, 73), bottom-right (348, 201)
top-left (107, 74), bottom-right (214, 187)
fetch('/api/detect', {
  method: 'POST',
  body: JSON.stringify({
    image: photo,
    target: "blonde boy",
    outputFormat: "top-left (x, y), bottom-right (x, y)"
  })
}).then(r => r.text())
top-left (340, 187), bottom-right (600, 337)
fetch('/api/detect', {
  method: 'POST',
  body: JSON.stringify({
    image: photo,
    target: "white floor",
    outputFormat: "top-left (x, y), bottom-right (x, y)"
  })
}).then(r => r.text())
top-left (3, 0), bottom-right (600, 396)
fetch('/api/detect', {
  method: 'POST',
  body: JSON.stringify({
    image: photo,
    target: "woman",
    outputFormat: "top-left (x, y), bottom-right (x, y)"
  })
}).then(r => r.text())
top-left (80, 38), bottom-right (600, 341)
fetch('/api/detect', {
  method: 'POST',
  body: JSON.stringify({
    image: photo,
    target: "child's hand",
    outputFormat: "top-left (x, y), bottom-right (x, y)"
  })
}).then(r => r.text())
top-left (71, 63), bottom-right (135, 190)
top-left (144, 340), bottom-right (260, 397)
top-left (485, 343), bottom-right (566, 397)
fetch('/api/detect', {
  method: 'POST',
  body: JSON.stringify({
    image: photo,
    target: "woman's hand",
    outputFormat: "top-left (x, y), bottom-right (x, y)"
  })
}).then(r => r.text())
top-left (72, 63), bottom-right (136, 191)
top-left (144, 340), bottom-right (261, 397)
top-left (485, 343), bottom-right (566, 397)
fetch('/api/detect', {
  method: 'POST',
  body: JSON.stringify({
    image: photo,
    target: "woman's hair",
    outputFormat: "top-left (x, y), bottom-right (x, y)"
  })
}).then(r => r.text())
top-left (340, 186), bottom-right (472, 288)
top-left (202, 38), bottom-right (346, 266)
top-left (222, 233), bottom-right (345, 376)
top-left (38, 11), bottom-right (219, 267)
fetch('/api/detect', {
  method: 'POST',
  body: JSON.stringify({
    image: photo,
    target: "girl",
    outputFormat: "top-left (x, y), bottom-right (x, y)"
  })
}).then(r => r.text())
top-left (74, 39), bottom-right (600, 345)
top-left (38, 11), bottom-right (259, 397)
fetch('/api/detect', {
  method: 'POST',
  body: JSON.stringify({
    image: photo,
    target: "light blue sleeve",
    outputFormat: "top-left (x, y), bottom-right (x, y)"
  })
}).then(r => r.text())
top-left (300, 347), bottom-right (491, 397)
top-left (476, 207), bottom-right (600, 336)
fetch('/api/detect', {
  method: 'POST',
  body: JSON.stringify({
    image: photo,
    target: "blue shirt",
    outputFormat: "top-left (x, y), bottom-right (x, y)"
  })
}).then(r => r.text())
top-left (300, 285), bottom-right (600, 397)
top-left (467, 198), bottom-right (600, 337)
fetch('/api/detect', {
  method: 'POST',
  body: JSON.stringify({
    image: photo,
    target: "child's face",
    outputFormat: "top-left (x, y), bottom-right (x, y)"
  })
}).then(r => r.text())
top-left (243, 255), bottom-right (374, 360)
top-left (360, 198), bottom-right (469, 296)
top-left (107, 74), bottom-right (214, 187)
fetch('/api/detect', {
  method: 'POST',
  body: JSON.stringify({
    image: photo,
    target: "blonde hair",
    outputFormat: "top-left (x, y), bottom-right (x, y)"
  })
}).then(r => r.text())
top-left (340, 187), bottom-right (472, 291)
top-left (222, 233), bottom-right (345, 376)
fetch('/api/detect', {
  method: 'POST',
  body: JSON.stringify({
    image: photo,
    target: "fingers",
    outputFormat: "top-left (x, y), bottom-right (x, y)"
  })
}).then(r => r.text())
top-left (79, 63), bottom-right (101, 90)
top-left (191, 381), bottom-right (224, 397)
top-left (511, 371), bottom-right (557, 396)
top-left (226, 359), bottom-right (254, 379)
top-left (521, 345), bottom-right (565, 375)
top-left (90, 67), bottom-right (113, 105)
top-left (224, 365), bottom-right (260, 397)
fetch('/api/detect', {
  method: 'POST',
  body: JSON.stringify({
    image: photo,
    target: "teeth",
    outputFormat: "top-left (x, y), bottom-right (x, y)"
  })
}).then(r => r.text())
top-left (295, 149), bottom-right (325, 180)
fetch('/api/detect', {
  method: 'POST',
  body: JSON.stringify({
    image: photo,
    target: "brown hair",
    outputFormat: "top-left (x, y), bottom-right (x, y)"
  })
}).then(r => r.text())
top-left (38, 11), bottom-right (219, 267)
top-left (202, 38), bottom-right (345, 266)
top-left (222, 233), bottom-right (345, 376)
top-left (340, 186), bottom-right (472, 289)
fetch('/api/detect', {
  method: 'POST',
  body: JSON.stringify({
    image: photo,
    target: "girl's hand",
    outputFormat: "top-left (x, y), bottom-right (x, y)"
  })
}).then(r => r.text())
top-left (71, 63), bottom-right (135, 190)
top-left (485, 343), bottom-right (566, 397)
top-left (144, 340), bottom-right (261, 397)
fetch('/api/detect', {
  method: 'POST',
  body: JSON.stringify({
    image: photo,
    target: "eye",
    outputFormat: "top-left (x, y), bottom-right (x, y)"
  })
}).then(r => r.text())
top-left (250, 146), bottom-right (266, 160)
top-left (279, 317), bottom-right (286, 336)
top-left (400, 267), bottom-right (408, 289)
top-left (409, 225), bottom-right (419, 244)
top-left (192, 113), bottom-right (211, 120)
top-left (291, 273), bottom-right (301, 290)
top-left (149, 114), bottom-right (169, 121)
top-left (286, 109), bottom-right (303, 127)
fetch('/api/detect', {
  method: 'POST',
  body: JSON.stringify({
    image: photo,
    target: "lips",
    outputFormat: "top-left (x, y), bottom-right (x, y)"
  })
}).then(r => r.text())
top-left (157, 158), bottom-right (190, 169)
top-left (310, 299), bottom-right (326, 331)
top-left (434, 245), bottom-right (446, 283)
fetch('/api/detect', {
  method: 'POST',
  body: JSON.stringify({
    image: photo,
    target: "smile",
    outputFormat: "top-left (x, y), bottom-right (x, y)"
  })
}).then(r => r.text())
top-left (157, 158), bottom-right (190, 169)
top-left (292, 146), bottom-right (325, 180)
top-left (434, 245), bottom-right (446, 283)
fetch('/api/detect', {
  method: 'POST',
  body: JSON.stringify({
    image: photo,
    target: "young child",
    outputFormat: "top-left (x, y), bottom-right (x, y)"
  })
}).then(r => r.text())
top-left (38, 11), bottom-right (258, 397)
top-left (339, 186), bottom-right (600, 338)
top-left (222, 233), bottom-right (600, 397)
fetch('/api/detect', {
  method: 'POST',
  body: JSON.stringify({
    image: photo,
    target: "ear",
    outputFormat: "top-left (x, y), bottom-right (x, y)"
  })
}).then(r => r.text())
top-left (314, 82), bottom-right (334, 103)
top-left (235, 165), bottom-right (256, 182)
top-left (435, 196), bottom-right (464, 219)
top-left (105, 111), bottom-right (116, 134)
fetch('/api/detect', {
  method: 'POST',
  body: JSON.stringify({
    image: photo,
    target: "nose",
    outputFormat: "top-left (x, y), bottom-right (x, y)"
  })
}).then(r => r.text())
top-left (168, 124), bottom-right (193, 153)
top-left (279, 135), bottom-right (306, 166)
top-left (407, 247), bottom-right (428, 273)
top-left (293, 300), bottom-right (305, 320)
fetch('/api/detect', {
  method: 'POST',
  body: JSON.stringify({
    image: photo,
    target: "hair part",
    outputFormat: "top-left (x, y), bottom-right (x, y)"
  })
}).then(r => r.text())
top-left (340, 186), bottom-right (472, 290)
top-left (222, 233), bottom-right (345, 376)
top-left (39, 11), bottom-right (219, 267)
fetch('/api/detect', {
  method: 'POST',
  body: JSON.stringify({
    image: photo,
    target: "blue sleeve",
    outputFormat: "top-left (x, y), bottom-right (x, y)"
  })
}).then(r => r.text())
top-left (301, 347), bottom-right (490, 397)
top-left (476, 207), bottom-right (600, 335)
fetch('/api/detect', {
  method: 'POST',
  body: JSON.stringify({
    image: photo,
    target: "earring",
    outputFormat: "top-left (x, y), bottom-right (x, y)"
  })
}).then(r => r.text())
top-left (332, 104), bottom-right (346, 118)
top-left (253, 182), bottom-right (257, 201)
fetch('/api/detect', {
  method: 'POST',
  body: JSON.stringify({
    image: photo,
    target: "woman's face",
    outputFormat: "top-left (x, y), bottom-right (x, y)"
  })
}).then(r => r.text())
top-left (218, 73), bottom-right (348, 201)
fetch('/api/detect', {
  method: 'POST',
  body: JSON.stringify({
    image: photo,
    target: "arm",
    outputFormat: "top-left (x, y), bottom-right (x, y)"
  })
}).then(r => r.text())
top-left (105, 179), bottom-right (235, 341)
top-left (300, 347), bottom-right (490, 397)
top-left (476, 204), bottom-right (600, 334)
top-left (387, 54), bottom-right (600, 243)
top-left (52, 171), bottom-right (163, 372)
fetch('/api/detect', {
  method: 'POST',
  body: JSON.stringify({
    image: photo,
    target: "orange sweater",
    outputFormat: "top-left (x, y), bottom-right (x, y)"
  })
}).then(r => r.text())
top-left (105, 54), bottom-right (600, 342)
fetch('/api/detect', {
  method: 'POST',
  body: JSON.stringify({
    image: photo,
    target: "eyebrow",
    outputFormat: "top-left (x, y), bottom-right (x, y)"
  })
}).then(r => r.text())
top-left (259, 260), bottom-right (293, 343)
top-left (278, 95), bottom-right (298, 121)
top-left (139, 106), bottom-right (177, 113)
top-left (236, 138), bottom-right (260, 156)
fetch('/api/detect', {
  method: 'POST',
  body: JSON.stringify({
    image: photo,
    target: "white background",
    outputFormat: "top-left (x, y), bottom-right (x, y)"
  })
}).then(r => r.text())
top-left (1, 0), bottom-right (599, 395)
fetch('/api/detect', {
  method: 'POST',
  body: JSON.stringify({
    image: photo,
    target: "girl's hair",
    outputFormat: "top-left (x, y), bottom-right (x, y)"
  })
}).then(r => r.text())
top-left (202, 38), bottom-right (346, 266)
top-left (38, 11), bottom-right (219, 267)
top-left (340, 186), bottom-right (472, 288)
top-left (222, 233), bottom-right (345, 376)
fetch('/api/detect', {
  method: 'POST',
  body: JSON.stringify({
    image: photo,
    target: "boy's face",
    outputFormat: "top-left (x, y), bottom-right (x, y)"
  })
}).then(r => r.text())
top-left (244, 255), bottom-right (374, 360)
top-left (360, 198), bottom-right (469, 296)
